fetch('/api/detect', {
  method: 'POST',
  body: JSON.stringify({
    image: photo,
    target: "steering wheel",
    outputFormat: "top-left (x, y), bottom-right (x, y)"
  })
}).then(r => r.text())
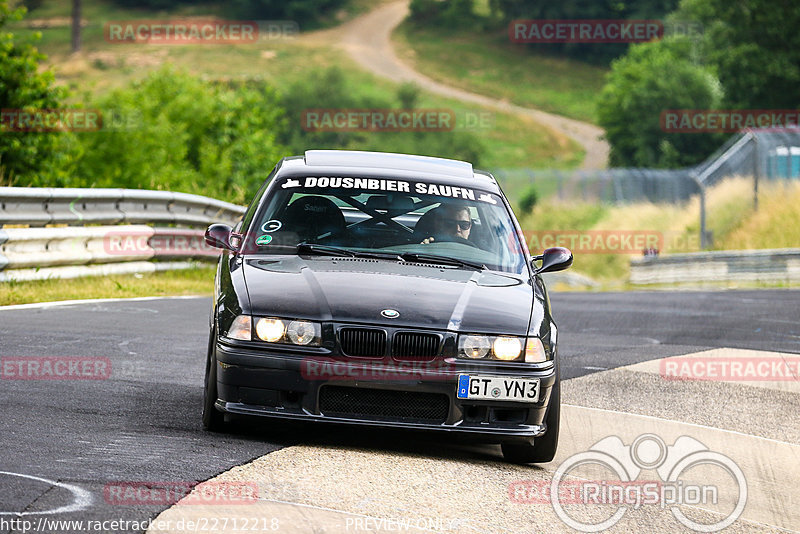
top-left (428, 232), bottom-right (480, 248)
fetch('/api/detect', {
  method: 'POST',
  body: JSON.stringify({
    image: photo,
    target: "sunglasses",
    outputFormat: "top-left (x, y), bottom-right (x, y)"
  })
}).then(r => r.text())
top-left (442, 218), bottom-right (472, 231)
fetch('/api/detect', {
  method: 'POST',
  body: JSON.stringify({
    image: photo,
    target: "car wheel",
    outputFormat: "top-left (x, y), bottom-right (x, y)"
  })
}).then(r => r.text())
top-left (202, 326), bottom-right (226, 432)
top-left (502, 377), bottom-right (560, 464)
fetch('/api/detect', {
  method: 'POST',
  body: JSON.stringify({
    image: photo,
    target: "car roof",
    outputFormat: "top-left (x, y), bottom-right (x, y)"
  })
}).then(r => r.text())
top-left (275, 150), bottom-right (500, 192)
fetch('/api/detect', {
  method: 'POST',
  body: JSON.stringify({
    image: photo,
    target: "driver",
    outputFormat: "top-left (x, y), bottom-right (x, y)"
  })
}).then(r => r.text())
top-left (421, 203), bottom-right (472, 245)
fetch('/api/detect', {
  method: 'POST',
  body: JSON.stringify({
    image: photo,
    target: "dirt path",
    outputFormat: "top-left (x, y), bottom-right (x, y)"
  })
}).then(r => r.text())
top-left (305, 1), bottom-right (609, 169)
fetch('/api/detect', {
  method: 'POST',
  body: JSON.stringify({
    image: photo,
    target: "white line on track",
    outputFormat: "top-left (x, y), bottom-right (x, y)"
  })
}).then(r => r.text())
top-left (0, 471), bottom-right (92, 516)
top-left (0, 295), bottom-right (206, 312)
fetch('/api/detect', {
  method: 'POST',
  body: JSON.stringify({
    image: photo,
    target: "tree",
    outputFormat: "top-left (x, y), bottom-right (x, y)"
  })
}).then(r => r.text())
top-left (492, 0), bottom-right (682, 63)
top-left (74, 68), bottom-right (287, 203)
top-left (230, 0), bottom-right (349, 28)
top-left (71, 0), bottom-right (80, 53)
top-left (596, 36), bottom-right (723, 167)
top-left (676, 0), bottom-right (800, 109)
top-left (0, 1), bottom-right (73, 185)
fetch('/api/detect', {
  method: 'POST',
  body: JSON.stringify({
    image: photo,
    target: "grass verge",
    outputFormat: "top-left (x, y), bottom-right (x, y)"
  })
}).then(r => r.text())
top-left (393, 22), bottom-right (607, 124)
top-left (0, 267), bottom-right (214, 306)
top-left (520, 178), bottom-right (800, 288)
top-left (11, 1), bottom-right (583, 171)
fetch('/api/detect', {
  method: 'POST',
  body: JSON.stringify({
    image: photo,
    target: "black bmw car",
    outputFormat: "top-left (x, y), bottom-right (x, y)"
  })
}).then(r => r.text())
top-left (202, 150), bottom-right (573, 463)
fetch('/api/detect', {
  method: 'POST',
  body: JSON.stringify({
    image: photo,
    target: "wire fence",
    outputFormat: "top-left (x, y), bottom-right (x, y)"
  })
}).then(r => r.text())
top-left (493, 128), bottom-right (800, 205)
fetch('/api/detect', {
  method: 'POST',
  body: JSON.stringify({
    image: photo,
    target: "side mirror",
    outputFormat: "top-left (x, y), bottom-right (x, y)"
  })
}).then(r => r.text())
top-left (533, 247), bottom-right (573, 274)
top-left (205, 223), bottom-right (236, 251)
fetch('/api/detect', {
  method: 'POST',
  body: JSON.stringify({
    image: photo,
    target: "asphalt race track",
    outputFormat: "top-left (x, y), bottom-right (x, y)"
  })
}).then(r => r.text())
top-left (1, 291), bottom-right (798, 533)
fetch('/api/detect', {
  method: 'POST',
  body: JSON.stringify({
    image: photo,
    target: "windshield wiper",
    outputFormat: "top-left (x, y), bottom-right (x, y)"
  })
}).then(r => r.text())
top-left (297, 244), bottom-right (404, 261)
top-left (296, 243), bottom-right (355, 257)
top-left (350, 251), bottom-right (403, 261)
top-left (399, 252), bottom-right (486, 271)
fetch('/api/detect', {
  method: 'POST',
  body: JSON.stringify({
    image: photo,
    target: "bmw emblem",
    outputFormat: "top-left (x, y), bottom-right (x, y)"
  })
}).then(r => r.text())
top-left (381, 309), bottom-right (400, 319)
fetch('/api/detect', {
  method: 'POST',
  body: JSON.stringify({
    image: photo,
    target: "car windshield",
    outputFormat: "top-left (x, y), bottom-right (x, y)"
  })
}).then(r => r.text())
top-left (248, 176), bottom-right (528, 273)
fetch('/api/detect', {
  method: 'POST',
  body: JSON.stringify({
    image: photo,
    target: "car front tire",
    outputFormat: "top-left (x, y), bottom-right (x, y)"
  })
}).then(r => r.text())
top-left (202, 326), bottom-right (226, 432)
top-left (501, 376), bottom-right (560, 464)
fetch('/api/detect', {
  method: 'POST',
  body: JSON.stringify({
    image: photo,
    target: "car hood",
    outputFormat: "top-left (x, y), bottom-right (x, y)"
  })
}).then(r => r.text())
top-left (242, 255), bottom-right (533, 334)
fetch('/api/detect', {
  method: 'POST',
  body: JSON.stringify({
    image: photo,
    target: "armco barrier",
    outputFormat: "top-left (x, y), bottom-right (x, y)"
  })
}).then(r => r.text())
top-left (0, 187), bottom-right (245, 227)
top-left (0, 187), bottom-right (245, 282)
top-left (630, 249), bottom-right (800, 284)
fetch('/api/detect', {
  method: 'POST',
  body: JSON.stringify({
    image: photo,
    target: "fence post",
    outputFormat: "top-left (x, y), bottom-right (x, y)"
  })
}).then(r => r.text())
top-left (699, 187), bottom-right (707, 250)
top-left (753, 133), bottom-right (759, 212)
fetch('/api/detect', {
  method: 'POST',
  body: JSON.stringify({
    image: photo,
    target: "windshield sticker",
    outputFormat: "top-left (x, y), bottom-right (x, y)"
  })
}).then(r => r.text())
top-left (287, 176), bottom-right (495, 202)
top-left (260, 219), bottom-right (282, 233)
top-left (255, 235), bottom-right (273, 246)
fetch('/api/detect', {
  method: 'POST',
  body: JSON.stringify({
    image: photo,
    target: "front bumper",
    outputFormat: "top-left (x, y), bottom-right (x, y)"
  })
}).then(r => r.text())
top-left (214, 339), bottom-right (557, 442)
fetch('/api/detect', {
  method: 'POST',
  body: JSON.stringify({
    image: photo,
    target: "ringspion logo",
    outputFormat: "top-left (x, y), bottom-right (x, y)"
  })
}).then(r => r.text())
top-left (513, 434), bottom-right (747, 532)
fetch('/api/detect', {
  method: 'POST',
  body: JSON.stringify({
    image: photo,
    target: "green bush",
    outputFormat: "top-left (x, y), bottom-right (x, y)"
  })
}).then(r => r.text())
top-left (397, 83), bottom-right (420, 110)
top-left (517, 185), bottom-right (538, 214)
top-left (0, 1), bottom-right (75, 186)
top-left (72, 68), bottom-right (287, 203)
top-left (409, 0), bottom-right (479, 28)
top-left (597, 37), bottom-right (723, 168)
top-left (231, 0), bottom-right (349, 29)
top-left (278, 67), bottom-right (485, 165)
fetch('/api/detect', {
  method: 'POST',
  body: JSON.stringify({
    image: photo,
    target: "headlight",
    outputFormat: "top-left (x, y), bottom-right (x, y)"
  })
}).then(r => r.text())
top-left (493, 336), bottom-right (522, 360)
top-left (287, 320), bottom-right (320, 346)
top-left (458, 334), bottom-right (545, 362)
top-left (227, 315), bottom-right (251, 340)
top-left (460, 335), bottom-right (491, 359)
top-left (255, 318), bottom-right (285, 342)
top-left (525, 338), bottom-right (547, 363)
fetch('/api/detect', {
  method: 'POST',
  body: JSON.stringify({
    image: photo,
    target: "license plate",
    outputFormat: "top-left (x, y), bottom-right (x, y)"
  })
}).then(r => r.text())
top-left (457, 375), bottom-right (540, 402)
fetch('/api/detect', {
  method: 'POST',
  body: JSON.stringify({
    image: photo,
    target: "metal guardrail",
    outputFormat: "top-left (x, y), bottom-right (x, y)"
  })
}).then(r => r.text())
top-left (0, 187), bottom-right (246, 282)
top-left (0, 187), bottom-right (245, 228)
top-left (630, 249), bottom-right (800, 285)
